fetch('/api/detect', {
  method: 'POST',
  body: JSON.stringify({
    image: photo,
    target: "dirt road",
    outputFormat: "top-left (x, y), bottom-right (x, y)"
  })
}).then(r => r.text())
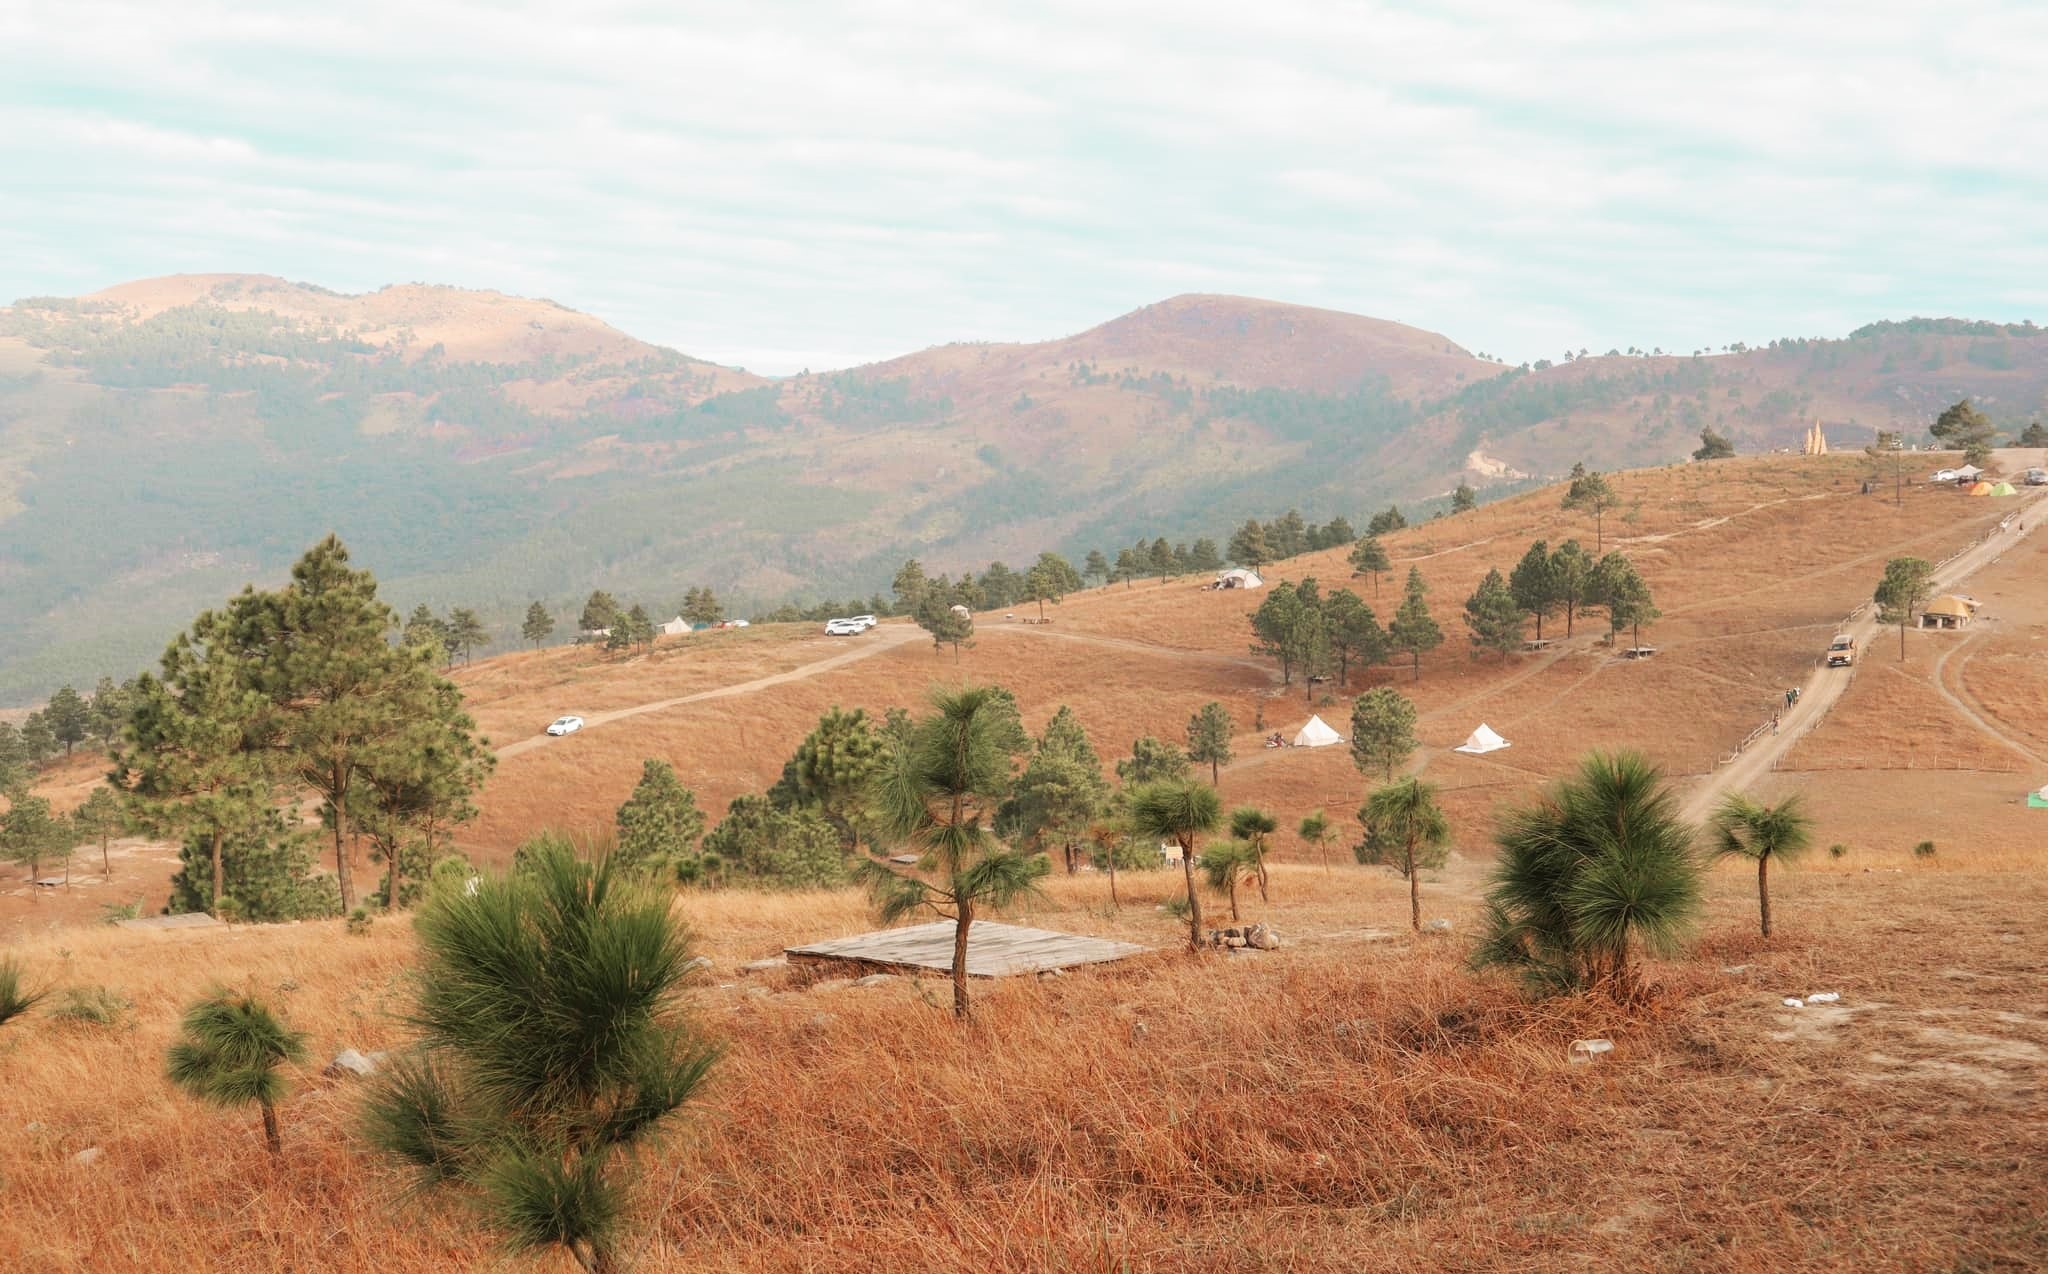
top-left (496, 624), bottom-right (925, 759)
top-left (1678, 492), bottom-right (2046, 822)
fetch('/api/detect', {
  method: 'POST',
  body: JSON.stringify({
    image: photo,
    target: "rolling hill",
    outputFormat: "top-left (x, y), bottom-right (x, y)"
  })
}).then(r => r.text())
top-left (4, 274), bottom-right (2048, 703)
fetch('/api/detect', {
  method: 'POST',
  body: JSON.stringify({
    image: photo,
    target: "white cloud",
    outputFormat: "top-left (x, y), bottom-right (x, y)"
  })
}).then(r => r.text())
top-left (1, 0), bottom-right (2043, 370)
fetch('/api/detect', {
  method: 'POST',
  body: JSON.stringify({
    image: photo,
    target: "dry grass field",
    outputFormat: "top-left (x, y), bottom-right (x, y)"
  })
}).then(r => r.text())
top-left (3, 859), bottom-right (2043, 1271)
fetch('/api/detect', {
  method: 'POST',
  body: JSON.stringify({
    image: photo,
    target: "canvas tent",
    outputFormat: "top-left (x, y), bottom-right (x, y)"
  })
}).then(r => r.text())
top-left (657, 616), bottom-right (693, 637)
top-left (1292, 715), bottom-right (1343, 748)
top-left (1955, 464), bottom-right (1985, 481)
top-left (1216, 568), bottom-right (1264, 590)
top-left (1453, 723), bottom-right (1511, 755)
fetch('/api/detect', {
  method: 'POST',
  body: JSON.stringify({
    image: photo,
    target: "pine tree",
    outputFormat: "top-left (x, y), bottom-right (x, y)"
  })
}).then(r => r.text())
top-left (699, 798), bottom-right (846, 888)
top-left (1874, 556), bottom-right (1934, 660)
top-left (1693, 427), bottom-right (1735, 460)
top-left (364, 844), bottom-right (717, 1272)
top-left (579, 590), bottom-right (621, 635)
top-left (1009, 706), bottom-right (1109, 876)
top-left (75, 786), bottom-right (127, 878)
top-left (681, 588), bottom-right (723, 626)
top-left (892, 559), bottom-right (930, 612)
top-left (1930, 398), bottom-right (1998, 466)
top-left (1349, 535), bottom-right (1391, 596)
top-left (115, 611), bottom-right (276, 916)
top-left (1451, 482), bottom-right (1478, 513)
top-left (251, 536), bottom-right (464, 912)
top-left (1185, 702), bottom-right (1234, 782)
top-left (1388, 567), bottom-right (1443, 681)
top-left (356, 676), bottom-right (493, 909)
top-left (1323, 589), bottom-right (1385, 687)
top-left (863, 685), bottom-right (1045, 1017)
top-left (1116, 736), bottom-right (1189, 786)
top-left (165, 990), bottom-right (307, 1155)
top-left (445, 608), bottom-right (489, 664)
top-left (1592, 552), bottom-right (1659, 649)
top-left (1462, 567), bottom-right (1527, 658)
top-left (613, 759), bottom-right (706, 876)
top-left (1367, 506), bottom-right (1407, 536)
top-left (1550, 540), bottom-right (1593, 636)
top-left (1561, 468), bottom-right (1620, 552)
top-left (625, 604), bottom-right (655, 651)
top-left (982, 561), bottom-right (1020, 606)
top-left (914, 593), bottom-right (973, 657)
top-left (521, 601), bottom-right (555, 648)
top-left (1113, 547), bottom-right (1145, 588)
top-left (1129, 780), bottom-right (1222, 951)
top-left (1188, 538), bottom-right (1223, 572)
top-left (0, 794), bottom-right (68, 883)
top-left (1509, 540), bottom-right (1560, 640)
top-left (789, 706), bottom-right (888, 852)
top-left (18, 713), bottom-right (56, 764)
top-left (1082, 550), bottom-right (1110, 584)
top-left (1349, 687), bottom-right (1417, 781)
top-left (46, 686), bottom-right (89, 756)
top-left (1360, 778), bottom-right (1450, 930)
top-left (88, 676), bottom-right (132, 748)
top-left (1249, 581), bottom-right (1306, 683)
top-left (1269, 510), bottom-right (1309, 559)
top-left (1227, 520), bottom-right (1270, 568)
top-left (1229, 805), bottom-right (1278, 900)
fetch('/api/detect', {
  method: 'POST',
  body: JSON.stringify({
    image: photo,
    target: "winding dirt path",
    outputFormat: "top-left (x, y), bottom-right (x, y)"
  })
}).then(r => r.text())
top-left (1677, 492), bottom-right (2046, 822)
top-left (1931, 633), bottom-right (2044, 767)
top-left (496, 625), bottom-right (926, 759)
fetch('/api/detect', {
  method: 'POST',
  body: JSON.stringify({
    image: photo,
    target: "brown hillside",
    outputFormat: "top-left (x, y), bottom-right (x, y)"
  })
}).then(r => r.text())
top-left (82, 272), bottom-right (744, 374)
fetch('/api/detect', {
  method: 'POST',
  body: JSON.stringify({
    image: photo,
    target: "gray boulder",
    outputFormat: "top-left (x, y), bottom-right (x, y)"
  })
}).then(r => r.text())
top-left (324, 1048), bottom-right (378, 1079)
top-left (70, 1146), bottom-right (104, 1167)
top-left (740, 957), bottom-right (788, 974)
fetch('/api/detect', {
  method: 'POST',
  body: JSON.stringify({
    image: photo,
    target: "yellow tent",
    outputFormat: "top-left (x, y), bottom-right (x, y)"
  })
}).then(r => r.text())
top-left (1966, 481), bottom-right (1994, 496)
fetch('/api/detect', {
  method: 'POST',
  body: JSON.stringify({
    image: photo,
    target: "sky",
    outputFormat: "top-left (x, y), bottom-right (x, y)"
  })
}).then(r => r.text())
top-left (2, 1), bottom-right (2044, 374)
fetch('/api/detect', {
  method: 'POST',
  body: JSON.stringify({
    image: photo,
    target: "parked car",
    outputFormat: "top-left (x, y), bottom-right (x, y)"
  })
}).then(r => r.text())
top-left (824, 619), bottom-right (861, 636)
top-left (850, 614), bottom-right (878, 630)
top-left (544, 715), bottom-right (585, 736)
top-left (1931, 469), bottom-right (1958, 483)
top-left (2026, 468), bottom-right (2048, 486)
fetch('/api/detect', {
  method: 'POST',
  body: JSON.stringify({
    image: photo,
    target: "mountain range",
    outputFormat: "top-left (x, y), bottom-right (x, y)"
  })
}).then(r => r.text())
top-left (3, 272), bottom-right (2046, 704)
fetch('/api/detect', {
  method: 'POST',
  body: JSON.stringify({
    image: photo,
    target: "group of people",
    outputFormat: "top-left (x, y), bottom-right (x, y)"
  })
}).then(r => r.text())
top-left (1263, 731), bottom-right (1290, 748)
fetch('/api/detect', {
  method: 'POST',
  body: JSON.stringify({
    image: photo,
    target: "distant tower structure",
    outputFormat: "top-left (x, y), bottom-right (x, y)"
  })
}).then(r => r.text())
top-left (1802, 419), bottom-right (1829, 456)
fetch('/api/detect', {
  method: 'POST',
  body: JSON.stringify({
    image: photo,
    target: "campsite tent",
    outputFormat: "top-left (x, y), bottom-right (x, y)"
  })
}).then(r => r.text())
top-left (1292, 715), bottom-right (1343, 748)
top-left (1992, 482), bottom-right (2018, 496)
top-left (1453, 723), bottom-right (1511, 755)
top-left (1217, 568), bottom-right (1264, 590)
top-left (1966, 481), bottom-right (1995, 496)
top-left (1955, 465), bottom-right (1985, 481)
top-left (657, 616), bottom-right (693, 637)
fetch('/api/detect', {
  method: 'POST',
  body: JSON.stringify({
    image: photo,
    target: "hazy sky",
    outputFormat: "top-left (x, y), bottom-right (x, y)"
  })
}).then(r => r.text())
top-left (3, 1), bottom-right (2043, 373)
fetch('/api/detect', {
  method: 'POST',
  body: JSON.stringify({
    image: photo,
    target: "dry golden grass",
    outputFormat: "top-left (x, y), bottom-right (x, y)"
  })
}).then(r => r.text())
top-left (3, 858), bottom-right (2044, 1271)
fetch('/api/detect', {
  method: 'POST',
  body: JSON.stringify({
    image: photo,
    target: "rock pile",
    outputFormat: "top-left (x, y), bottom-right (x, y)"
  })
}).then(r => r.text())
top-left (1206, 923), bottom-right (1281, 951)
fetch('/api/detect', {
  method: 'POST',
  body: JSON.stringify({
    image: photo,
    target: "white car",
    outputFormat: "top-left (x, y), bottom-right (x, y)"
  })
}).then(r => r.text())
top-left (824, 619), bottom-right (862, 636)
top-left (1931, 469), bottom-right (1958, 482)
top-left (850, 614), bottom-right (878, 630)
top-left (544, 715), bottom-right (585, 736)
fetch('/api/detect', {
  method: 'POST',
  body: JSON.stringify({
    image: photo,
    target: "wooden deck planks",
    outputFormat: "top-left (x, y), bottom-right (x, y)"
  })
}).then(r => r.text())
top-left (786, 920), bottom-right (1150, 978)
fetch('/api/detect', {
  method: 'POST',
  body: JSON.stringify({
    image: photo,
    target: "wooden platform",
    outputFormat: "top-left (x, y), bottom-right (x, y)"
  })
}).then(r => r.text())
top-left (786, 920), bottom-right (1149, 978)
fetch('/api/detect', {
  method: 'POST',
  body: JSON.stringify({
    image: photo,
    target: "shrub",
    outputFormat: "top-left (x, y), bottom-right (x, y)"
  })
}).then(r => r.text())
top-left (1913, 840), bottom-right (1936, 859)
top-left (1, 958), bottom-right (48, 1028)
top-left (165, 990), bottom-right (307, 1154)
top-left (99, 899), bottom-right (143, 925)
top-left (51, 985), bottom-right (132, 1029)
top-left (1829, 843), bottom-right (1848, 859)
top-left (347, 907), bottom-right (373, 936)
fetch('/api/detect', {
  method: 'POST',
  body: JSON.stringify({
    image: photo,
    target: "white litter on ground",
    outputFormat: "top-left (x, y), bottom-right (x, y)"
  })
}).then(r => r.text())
top-left (1568, 1038), bottom-right (1615, 1063)
top-left (1805, 991), bottom-right (1841, 1004)
top-left (1783, 997), bottom-right (1805, 1008)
